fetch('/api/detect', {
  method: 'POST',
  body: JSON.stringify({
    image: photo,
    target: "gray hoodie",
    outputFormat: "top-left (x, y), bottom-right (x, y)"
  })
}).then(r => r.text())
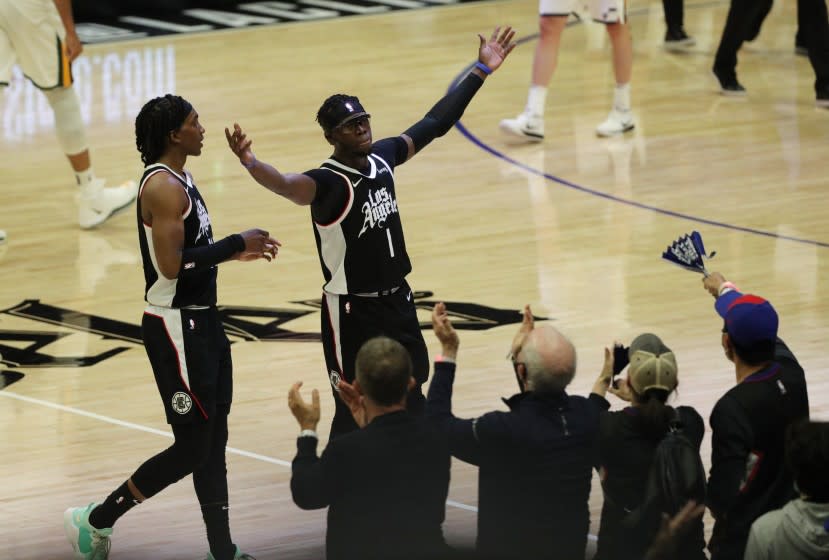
top-left (744, 498), bottom-right (829, 560)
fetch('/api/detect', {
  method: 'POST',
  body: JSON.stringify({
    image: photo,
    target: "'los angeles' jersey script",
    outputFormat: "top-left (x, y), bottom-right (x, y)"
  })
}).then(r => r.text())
top-left (137, 163), bottom-right (217, 307)
top-left (305, 137), bottom-right (411, 294)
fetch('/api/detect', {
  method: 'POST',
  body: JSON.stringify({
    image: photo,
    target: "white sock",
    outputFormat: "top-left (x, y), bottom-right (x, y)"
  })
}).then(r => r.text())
top-left (614, 83), bottom-right (631, 112)
top-left (75, 167), bottom-right (96, 186)
top-left (526, 85), bottom-right (548, 117)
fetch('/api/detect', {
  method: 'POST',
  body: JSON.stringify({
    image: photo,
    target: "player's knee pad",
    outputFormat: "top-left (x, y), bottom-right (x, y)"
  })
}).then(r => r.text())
top-left (43, 86), bottom-right (88, 156)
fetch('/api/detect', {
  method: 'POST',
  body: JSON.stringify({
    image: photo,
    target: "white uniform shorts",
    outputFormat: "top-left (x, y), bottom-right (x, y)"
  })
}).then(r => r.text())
top-left (539, 0), bottom-right (626, 23)
top-left (0, 0), bottom-right (71, 89)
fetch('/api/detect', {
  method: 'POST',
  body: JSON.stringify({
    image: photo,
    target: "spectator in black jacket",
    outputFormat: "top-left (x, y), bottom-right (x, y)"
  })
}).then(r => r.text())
top-left (427, 302), bottom-right (608, 560)
top-left (288, 336), bottom-right (452, 560)
top-left (592, 333), bottom-right (706, 560)
top-left (702, 271), bottom-right (810, 560)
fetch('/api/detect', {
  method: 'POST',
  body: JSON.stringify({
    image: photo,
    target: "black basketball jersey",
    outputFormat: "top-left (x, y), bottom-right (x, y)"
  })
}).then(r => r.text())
top-left (137, 163), bottom-right (218, 308)
top-left (306, 138), bottom-right (412, 295)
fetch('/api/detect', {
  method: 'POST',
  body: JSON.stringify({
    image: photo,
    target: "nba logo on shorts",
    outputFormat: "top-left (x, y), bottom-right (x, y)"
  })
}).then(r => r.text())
top-left (172, 391), bottom-right (192, 414)
top-left (329, 370), bottom-right (341, 391)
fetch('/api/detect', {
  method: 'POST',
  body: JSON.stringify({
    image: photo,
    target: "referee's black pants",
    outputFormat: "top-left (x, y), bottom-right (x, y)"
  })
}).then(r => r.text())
top-left (713, 0), bottom-right (768, 79)
top-left (802, 0), bottom-right (829, 93)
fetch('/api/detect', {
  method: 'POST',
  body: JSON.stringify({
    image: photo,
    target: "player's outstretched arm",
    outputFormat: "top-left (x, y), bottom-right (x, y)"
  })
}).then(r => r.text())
top-left (400, 25), bottom-right (517, 161)
top-left (225, 123), bottom-right (317, 206)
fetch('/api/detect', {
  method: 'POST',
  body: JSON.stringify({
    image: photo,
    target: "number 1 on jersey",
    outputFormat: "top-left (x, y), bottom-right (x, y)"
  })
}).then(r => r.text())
top-left (386, 229), bottom-right (395, 258)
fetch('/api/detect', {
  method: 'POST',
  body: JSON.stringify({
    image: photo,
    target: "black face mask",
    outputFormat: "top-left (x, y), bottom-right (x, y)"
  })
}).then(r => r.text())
top-left (511, 357), bottom-right (526, 392)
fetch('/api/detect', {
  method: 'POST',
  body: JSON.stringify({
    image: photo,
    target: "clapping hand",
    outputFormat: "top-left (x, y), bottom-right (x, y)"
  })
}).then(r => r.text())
top-left (337, 380), bottom-right (367, 429)
top-left (431, 302), bottom-right (459, 359)
top-left (509, 304), bottom-right (534, 359)
top-left (288, 381), bottom-right (321, 431)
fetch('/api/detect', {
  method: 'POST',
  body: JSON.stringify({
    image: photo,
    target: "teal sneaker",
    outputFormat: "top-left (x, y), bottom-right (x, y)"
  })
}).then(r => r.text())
top-left (63, 503), bottom-right (113, 559)
top-left (205, 544), bottom-right (256, 559)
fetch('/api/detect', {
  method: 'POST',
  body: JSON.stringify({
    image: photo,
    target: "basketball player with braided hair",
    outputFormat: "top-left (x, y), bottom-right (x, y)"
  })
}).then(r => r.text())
top-left (226, 26), bottom-right (516, 439)
top-left (64, 94), bottom-right (279, 560)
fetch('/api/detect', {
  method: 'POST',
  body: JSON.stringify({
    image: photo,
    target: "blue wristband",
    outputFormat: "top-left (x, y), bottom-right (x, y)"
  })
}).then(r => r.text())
top-left (474, 61), bottom-right (492, 75)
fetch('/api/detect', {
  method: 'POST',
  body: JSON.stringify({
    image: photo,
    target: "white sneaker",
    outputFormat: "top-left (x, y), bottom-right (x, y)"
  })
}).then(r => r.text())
top-left (78, 179), bottom-right (137, 229)
top-left (0, 229), bottom-right (6, 244)
top-left (596, 109), bottom-right (635, 137)
top-left (499, 112), bottom-right (545, 142)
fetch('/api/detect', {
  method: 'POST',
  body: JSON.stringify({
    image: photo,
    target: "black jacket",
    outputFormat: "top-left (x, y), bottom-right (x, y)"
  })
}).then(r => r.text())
top-left (594, 401), bottom-right (706, 560)
top-left (426, 360), bottom-right (607, 560)
top-left (707, 339), bottom-right (810, 560)
top-left (290, 410), bottom-right (451, 560)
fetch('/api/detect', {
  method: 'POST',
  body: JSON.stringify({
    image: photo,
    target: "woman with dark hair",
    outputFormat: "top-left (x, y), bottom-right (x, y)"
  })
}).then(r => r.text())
top-left (591, 333), bottom-right (706, 560)
top-left (64, 94), bottom-right (279, 560)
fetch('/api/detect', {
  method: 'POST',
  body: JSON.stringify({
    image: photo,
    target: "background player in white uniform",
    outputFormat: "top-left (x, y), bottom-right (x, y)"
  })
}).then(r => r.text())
top-left (500, 0), bottom-right (635, 140)
top-left (0, 0), bottom-right (137, 243)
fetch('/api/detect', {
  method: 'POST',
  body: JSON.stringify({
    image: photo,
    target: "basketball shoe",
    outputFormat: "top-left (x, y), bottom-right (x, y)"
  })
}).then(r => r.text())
top-left (664, 28), bottom-right (696, 51)
top-left (499, 111), bottom-right (545, 142)
top-left (596, 109), bottom-right (634, 137)
top-left (64, 503), bottom-right (112, 559)
top-left (78, 179), bottom-right (138, 229)
top-left (206, 544), bottom-right (257, 559)
top-left (0, 229), bottom-right (6, 243)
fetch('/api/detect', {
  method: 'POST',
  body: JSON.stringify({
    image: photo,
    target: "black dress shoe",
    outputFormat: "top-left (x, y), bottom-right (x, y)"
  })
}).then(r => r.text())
top-left (712, 68), bottom-right (747, 97)
top-left (817, 87), bottom-right (829, 109)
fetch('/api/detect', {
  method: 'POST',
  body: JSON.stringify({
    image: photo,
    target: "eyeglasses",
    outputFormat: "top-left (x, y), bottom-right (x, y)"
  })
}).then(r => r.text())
top-left (337, 116), bottom-right (370, 134)
top-left (507, 350), bottom-right (524, 375)
top-left (507, 349), bottom-right (527, 391)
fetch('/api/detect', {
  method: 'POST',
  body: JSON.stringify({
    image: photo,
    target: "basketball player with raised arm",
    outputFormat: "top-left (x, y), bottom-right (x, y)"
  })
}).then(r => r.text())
top-left (226, 26), bottom-right (516, 439)
top-left (64, 94), bottom-right (279, 560)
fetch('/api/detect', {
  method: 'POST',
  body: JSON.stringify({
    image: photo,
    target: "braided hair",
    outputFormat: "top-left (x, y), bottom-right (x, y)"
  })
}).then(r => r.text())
top-left (135, 94), bottom-right (193, 165)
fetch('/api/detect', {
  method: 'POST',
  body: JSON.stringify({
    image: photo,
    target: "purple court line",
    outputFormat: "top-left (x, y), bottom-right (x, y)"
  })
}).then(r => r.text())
top-left (450, 30), bottom-right (829, 249)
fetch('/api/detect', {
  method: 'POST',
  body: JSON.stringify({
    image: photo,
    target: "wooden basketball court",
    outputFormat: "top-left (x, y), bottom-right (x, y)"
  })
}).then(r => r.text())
top-left (0, 0), bottom-right (826, 558)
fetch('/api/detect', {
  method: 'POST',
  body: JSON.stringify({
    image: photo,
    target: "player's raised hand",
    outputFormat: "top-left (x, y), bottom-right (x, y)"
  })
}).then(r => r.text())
top-left (477, 26), bottom-right (517, 73)
top-left (225, 123), bottom-right (256, 168)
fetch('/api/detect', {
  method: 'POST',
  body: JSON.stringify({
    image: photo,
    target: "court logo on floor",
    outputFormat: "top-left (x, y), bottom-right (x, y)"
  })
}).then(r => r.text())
top-left (0, 297), bottom-right (546, 387)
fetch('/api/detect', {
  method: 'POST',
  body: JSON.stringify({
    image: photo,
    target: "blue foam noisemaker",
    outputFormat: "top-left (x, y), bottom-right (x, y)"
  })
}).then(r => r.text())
top-left (661, 231), bottom-right (716, 275)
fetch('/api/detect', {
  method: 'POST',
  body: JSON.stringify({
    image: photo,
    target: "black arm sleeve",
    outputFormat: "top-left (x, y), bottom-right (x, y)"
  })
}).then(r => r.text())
top-left (179, 234), bottom-right (245, 275)
top-left (403, 72), bottom-right (484, 152)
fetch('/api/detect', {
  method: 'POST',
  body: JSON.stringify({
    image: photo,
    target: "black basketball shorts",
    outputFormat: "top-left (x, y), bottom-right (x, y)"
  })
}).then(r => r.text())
top-left (142, 305), bottom-right (232, 424)
top-left (320, 280), bottom-right (429, 392)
